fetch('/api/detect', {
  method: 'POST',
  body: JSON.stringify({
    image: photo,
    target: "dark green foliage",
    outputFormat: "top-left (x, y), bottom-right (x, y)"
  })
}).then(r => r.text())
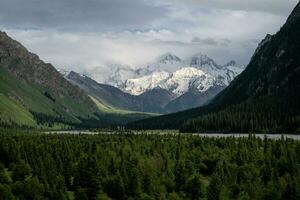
top-left (11, 160), bottom-right (32, 181)
top-left (0, 129), bottom-right (300, 199)
top-left (184, 175), bottom-right (205, 200)
top-left (180, 97), bottom-right (299, 133)
top-left (44, 92), bottom-right (56, 102)
top-left (30, 111), bottom-right (69, 127)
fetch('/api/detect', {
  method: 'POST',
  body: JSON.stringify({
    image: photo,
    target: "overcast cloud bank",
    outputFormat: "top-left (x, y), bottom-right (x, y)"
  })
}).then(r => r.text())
top-left (0, 0), bottom-right (298, 75)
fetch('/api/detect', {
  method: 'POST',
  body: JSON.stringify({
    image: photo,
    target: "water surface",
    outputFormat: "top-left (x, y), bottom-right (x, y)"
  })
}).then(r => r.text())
top-left (45, 130), bottom-right (300, 140)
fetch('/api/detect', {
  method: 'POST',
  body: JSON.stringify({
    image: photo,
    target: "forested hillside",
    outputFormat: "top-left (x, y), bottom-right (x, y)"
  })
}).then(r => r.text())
top-left (0, 130), bottom-right (300, 199)
top-left (127, 2), bottom-right (300, 133)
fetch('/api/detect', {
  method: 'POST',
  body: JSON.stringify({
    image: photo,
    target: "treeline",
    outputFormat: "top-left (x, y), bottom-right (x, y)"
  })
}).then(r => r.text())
top-left (127, 96), bottom-right (300, 133)
top-left (181, 97), bottom-right (300, 133)
top-left (29, 110), bottom-right (150, 130)
top-left (30, 111), bottom-right (68, 127)
top-left (0, 129), bottom-right (300, 199)
top-left (30, 111), bottom-right (118, 129)
top-left (0, 119), bottom-right (35, 130)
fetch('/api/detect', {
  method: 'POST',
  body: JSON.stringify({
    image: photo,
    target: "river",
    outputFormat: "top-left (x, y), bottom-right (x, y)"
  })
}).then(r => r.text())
top-left (44, 130), bottom-right (300, 140)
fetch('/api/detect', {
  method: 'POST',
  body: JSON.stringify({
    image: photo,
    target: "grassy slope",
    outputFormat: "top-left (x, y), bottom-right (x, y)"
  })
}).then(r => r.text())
top-left (0, 94), bottom-right (36, 126)
top-left (90, 96), bottom-right (159, 125)
top-left (0, 68), bottom-right (85, 127)
top-left (90, 96), bottom-right (158, 116)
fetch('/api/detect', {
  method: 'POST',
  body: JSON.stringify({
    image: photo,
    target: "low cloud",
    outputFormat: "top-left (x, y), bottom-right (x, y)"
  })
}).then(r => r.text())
top-left (0, 0), bottom-right (169, 31)
top-left (191, 37), bottom-right (231, 47)
top-left (162, 0), bottom-right (298, 16)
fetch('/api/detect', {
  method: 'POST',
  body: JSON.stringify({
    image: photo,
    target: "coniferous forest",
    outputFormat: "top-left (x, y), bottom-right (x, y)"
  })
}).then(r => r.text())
top-left (0, 129), bottom-right (300, 200)
top-left (180, 97), bottom-right (299, 134)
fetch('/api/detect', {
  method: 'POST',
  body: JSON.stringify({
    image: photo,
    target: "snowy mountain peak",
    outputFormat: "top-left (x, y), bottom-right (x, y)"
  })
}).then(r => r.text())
top-left (124, 70), bottom-right (171, 95)
top-left (172, 67), bottom-right (206, 78)
top-left (189, 54), bottom-right (222, 72)
top-left (165, 67), bottom-right (214, 96)
top-left (141, 53), bottom-right (184, 73)
top-left (156, 53), bottom-right (182, 64)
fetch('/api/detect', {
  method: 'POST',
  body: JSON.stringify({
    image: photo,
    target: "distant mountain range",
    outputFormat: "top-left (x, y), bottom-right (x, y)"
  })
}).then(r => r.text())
top-left (127, 2), bottom-right (300, 133)
top-left (102, 53), bottom-right (244, 97)
top-left (60, 53), bottom-right (244, 113)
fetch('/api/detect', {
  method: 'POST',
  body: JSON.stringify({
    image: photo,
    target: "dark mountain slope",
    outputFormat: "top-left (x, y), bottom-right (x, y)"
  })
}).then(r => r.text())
top-left (164, 86), bottom-right (224, 113)
top-left (127, 2), bottom-right (300, 133)
top-left (66, 71), bottom-right (140, 111)
top-left (137, 88), bottom-right (174, 113)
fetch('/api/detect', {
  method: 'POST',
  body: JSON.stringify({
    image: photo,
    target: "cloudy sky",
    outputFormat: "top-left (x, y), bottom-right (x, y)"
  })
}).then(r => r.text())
top-left (0, 0), bottom-right (298, 74)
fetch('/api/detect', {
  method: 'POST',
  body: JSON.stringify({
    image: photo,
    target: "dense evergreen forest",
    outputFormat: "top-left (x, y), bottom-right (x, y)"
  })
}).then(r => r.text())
top-left (180, 97), bottom-right (299, 134)
top-left (0, 129), bottom-right (300, 200)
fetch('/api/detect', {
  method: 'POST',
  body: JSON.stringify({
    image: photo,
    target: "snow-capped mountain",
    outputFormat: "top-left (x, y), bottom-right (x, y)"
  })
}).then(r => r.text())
top-left (124, 67), bottom-right (215, 97)
top-left (97, 53), bottom-right (184, 89)
top-left (187, 54), bottom-right (244, 86)
top-left (124, 70), bottom-right (172, 96)
top-left (146, 53), bottom-right (184, 73)
top-left (116, 54), bottom-right (245, 97)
